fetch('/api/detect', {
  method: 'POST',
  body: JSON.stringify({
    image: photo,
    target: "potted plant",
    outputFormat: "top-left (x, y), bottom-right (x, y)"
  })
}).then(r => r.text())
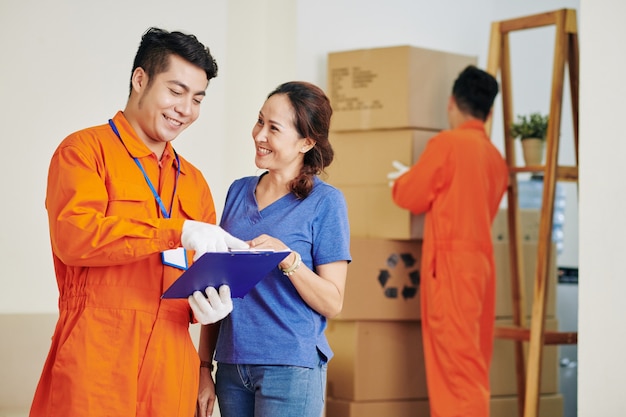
top-left (510, 112), bottom-right (549, 166)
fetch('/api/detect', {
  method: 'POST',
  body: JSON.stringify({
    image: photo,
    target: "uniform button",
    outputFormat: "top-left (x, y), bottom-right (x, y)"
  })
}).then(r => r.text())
top-left (168, 241), bottom-right (176, 248)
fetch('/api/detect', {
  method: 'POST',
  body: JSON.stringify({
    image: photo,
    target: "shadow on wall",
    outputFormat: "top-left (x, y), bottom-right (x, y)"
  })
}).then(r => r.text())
top-left (0, 315), bottom-right (207, 416)
top-left (0, 314), bottom-right (57, 414)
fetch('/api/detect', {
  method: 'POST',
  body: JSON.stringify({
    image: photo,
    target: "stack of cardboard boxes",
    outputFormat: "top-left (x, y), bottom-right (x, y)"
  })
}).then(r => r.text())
top-left (323, 45), bottom-right (563, 417)
top-left (489, 210), bottom-right (564, 415)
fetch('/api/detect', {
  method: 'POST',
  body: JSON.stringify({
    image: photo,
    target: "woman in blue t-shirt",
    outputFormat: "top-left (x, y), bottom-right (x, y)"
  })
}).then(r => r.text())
top-left (196, 81), bottom-right (351, 417)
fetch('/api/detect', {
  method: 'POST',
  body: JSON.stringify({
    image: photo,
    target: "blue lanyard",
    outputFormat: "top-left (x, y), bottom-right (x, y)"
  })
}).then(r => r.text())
top-left (108, 119), bottom-right (180, 219)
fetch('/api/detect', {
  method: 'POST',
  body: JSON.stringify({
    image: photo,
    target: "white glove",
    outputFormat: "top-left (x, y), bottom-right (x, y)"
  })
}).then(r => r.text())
top-left (189, 285), bottom-right (234, 324)
top-left (182, 220), bottom-right (249, 260)
top-left (387, 160), bottom-right (410, 187)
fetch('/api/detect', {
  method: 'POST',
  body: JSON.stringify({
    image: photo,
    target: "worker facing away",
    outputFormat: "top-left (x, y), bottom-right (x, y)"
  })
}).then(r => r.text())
top-left (389, 65), bottom-right (508, 417)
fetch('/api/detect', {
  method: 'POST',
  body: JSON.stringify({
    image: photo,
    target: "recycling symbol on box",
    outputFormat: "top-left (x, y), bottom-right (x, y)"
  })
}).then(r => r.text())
top-left (378, 252), bottom-right (420, 299)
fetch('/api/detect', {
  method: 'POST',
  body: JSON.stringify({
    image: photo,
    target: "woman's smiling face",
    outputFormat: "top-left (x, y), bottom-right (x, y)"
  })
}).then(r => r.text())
top-left (251, 93), bottom-right (313, 174)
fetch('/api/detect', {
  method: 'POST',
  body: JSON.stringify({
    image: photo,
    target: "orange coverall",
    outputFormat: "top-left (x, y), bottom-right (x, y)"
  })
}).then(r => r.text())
top-left (30, 111), bottom-right (216, 417)
top-left (392, 119), bottom-right (508, 417)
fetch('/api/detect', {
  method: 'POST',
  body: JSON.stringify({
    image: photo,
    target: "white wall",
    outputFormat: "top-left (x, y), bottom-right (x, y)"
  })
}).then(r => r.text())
top-left (221, 0), bottom-right (298, 192)
top-left (6, 0), bottom-right (621, 414)
top-left (0, 0), bottom-right (301, 314)
top-left (0, 0), bottom-right (230, 313)
top-left (295, 0), bottom-right (580, 268)
top-left (0, 0), bottom-right (580, 306)
top-left (578, 0), bottom-right (626, 415)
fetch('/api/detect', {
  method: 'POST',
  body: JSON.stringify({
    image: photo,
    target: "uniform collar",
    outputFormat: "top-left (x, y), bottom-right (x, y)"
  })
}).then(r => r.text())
top-left (111, 111), bottom-right (184, 172)
top-left (457, 118), bottom-right (486, 132)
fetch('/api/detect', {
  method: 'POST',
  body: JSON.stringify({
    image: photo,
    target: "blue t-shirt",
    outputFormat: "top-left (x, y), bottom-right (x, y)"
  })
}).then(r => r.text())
top-left (215, 174), bottom-right (351, 367)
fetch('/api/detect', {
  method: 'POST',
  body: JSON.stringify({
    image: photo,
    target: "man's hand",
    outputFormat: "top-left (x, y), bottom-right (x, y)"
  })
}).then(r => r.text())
top-left (387, 160), bottom-right (410, 187)
top-left (189, 285), bottom-right (234, 324)
top-left (197, 366), bottom-right (218, 417)
top-left (182, 220), bottom-right (249, 260)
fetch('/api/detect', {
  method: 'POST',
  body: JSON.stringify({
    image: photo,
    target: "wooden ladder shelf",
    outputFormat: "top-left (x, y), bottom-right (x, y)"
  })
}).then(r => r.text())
top-left (486, 9), bottom-right (579, 417)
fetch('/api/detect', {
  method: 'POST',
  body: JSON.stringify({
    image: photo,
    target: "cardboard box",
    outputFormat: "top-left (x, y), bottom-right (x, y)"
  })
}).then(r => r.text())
top-left (491, 318), bottom-right (559, 396)
top-left (326, 392), bottom-right (562, 417)
top-left (326, 319), bottom-right (558, 402)
top-left (326, 397), bottom-right (428, 417)
top-left (326, 321), bottom-right (427, 401)
top-left (337, 238), bottom-right (556, 321)
top-left (327, 45), bottom-right (477, 131)
top-left (494, 242), bottom-right (557, 319)
top-left (326, 129), bottom-right (433, 239)
top-left (492, 208), bottom-right (541, 242)
top-left (336, 237), bottom-right (422, 321)
top-left (327, 129), bottom-right (433, 186)
top-left (341, 185), bottom-right (424, 239)
top-left (490, 394), bottom-right (563, 417)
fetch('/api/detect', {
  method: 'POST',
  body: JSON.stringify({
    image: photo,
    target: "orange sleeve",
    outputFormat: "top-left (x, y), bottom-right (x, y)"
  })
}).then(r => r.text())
top-left (391, 134), bottom-right (451, 215)
top-left (46, 142), bottom-right (186, 267)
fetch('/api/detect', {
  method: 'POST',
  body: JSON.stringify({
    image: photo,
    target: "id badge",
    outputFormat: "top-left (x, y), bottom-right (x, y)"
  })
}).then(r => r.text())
top-left (162, 247), bottom-right (188, 270)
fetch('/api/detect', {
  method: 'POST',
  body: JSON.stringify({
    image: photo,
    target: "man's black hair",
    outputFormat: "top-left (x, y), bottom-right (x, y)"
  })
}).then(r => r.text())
top-left (452, 65), bottom-right (499, 121)
top-left (129, 27), bottom-right (218, 94)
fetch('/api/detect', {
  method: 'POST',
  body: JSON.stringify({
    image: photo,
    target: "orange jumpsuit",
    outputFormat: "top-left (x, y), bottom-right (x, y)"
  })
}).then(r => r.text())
top-left (392, 120), bottom-right (508, 417)
top-left (30, 111), bottom-right (216, 417)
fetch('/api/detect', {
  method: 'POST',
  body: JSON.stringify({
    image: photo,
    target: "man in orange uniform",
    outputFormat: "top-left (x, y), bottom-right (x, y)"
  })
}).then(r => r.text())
top-left (30, 28), bottom-right (248, 417)
top-left (390, 65), bottom-right (508, 417)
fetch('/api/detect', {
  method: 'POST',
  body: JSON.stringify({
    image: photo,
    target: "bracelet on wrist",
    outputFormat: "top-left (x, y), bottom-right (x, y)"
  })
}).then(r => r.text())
top-left (200, 360), bottom-right (214, 371)
top-left (280, 251), bottom-right (302, 276)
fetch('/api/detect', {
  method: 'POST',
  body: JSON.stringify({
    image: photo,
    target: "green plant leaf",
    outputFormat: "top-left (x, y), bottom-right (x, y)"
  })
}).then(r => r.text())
top-left (509, 112), bottom-right (549, 140)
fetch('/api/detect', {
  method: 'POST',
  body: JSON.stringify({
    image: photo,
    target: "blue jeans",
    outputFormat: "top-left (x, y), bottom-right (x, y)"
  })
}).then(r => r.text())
top-left (215, 361), bottom-right (327, 417)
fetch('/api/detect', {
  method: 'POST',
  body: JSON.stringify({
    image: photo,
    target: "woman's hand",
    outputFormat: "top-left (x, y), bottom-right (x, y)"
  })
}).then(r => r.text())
top-left (248, 234), bottom-right (347, 318)
top-left (248, 234), bottom-right (294, 269)
top-left (247, 234), bottom-right (289, 252)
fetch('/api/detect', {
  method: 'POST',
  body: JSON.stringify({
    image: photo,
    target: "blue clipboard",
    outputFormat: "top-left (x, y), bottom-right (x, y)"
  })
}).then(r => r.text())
top-left (162, 250), bottom-right (291, 299)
